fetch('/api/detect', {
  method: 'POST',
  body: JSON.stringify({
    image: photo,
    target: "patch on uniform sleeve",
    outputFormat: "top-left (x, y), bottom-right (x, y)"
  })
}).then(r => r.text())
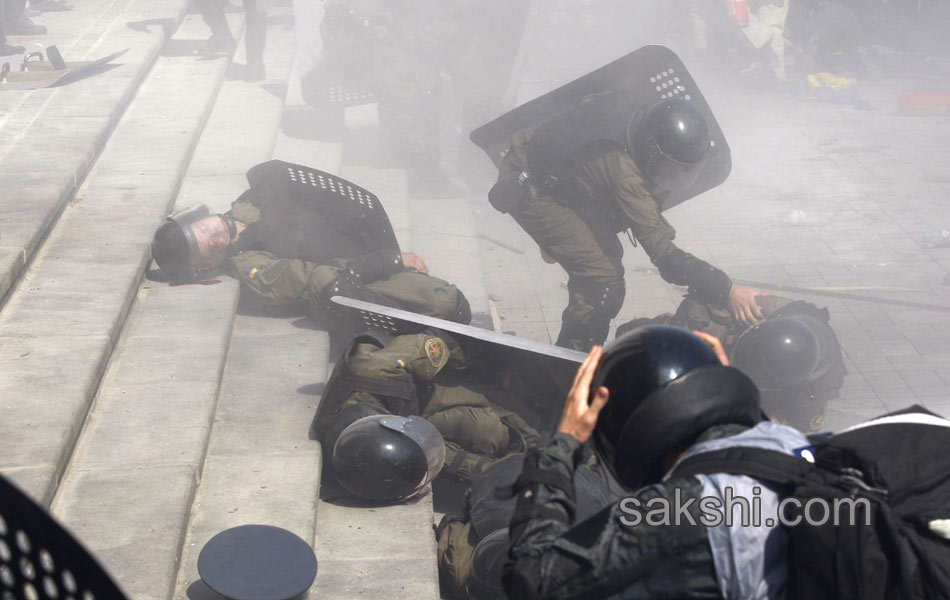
top-left (245, 266), bottom-right (259, 278)
top-left (424, 337), bottom-right (448, 369)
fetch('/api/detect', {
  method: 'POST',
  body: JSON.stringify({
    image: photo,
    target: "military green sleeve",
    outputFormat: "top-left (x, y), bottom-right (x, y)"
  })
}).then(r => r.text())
top-left (503, 434), bottom-right (719, 600)
top-left (226, 250), bottom-right (316, 304)
top-left (608, 152), bottom-right (732, 306)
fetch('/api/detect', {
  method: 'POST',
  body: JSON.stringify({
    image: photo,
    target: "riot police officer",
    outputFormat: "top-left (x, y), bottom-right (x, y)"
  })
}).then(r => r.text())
top-left (151, 160), bottom-right (471, 324)
top-left (311, 330), bottom-right (543, 491)
top-left (502, 326), bottom-right (809, 599)
top-left (490, 95), bottom-right (763, 351)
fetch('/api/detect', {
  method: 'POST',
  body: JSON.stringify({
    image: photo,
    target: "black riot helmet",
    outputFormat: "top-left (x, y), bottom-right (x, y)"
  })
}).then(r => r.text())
top-left (731, 314), bottom-right (830, 431)
top-left (627, 98), bottom-right (710, 193)
top-left (731, 316), bottom-right (821, 391)
top-left (152, 205), bottom-right (236, 281)
top-left (332, 415), bottom-right (445, 503)
top-left (591, 326), bottom-right (763, 490)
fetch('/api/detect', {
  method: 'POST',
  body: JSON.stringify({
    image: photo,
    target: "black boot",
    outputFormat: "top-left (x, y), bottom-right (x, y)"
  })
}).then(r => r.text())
top-left (0, 41), bottom-right (25, 55)
top-left (4, 16), bottom-right (46, 35)
top-left (197, 32), bottom-right (235, 55)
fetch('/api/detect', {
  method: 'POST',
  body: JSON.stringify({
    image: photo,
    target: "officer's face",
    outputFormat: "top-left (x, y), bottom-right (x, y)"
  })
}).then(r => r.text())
top-left (189, 216), bottom-right (232, 271)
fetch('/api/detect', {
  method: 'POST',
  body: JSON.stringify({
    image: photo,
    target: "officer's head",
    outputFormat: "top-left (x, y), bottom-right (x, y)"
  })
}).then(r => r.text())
top-left (627, 98), bottom-right (710, 193)
top-left (590, 326), bottom-right (763, 489)
top-left (152, 205), bottom-right (236, 281)
top-left (731, 315), bottom-right (826, 431)
top-left (332, 414), bottom-right (445, 503)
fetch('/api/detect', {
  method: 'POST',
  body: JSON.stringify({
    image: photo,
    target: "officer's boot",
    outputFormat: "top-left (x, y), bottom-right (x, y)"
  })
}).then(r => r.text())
top-left (196, 0), bottom-right (236, 55)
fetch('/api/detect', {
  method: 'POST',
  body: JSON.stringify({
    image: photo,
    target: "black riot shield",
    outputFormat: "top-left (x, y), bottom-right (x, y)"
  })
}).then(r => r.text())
top-left (0, 47), bottom-right (129, 91)
top-left (470, 45), bottom-right (730, 212)
top-left (245, 159), bottom-right (401, 258)
top-left (330, 296), bottom-right (586, 432)
top-left (300, 1), bottom-right (378, 109)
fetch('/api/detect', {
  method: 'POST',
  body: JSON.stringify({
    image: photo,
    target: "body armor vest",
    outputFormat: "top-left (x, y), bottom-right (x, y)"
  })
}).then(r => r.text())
top-left (236, 188), bottom-right (372, 263)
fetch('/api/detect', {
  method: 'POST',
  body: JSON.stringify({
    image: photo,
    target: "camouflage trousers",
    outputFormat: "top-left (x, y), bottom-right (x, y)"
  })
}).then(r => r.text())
top-left (226, 250), bottom-right (465, 322)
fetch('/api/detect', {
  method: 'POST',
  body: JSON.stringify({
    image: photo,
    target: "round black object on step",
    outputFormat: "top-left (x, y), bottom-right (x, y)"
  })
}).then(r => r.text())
top-left (197, 525), bottom-right (318, 600)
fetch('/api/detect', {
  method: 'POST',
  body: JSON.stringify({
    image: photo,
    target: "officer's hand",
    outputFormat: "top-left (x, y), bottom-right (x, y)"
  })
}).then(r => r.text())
top-left (693, 331), bottom-right (731, 366)
top-left (401, 252), bottom-right (429, 274)
top-left (557, 346), bottom-right (609, 444)
top-left (728, 284), bottom-right (764, 325)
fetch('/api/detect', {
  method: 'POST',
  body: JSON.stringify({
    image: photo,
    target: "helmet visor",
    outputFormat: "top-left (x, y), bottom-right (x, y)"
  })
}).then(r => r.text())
top-left (380, 415), bottom-right (446, 496)
top-left (188, 216), bottom-right (232, 273)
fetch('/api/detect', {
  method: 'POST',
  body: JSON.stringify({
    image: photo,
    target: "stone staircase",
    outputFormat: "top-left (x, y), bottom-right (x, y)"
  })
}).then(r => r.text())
top-left (0, 3), bottom-right (492, 598)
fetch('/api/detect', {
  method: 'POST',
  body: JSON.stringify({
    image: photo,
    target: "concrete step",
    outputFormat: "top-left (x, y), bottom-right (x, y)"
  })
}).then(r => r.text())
top-left (44, 6), bottom-right (305, 599)
top-left (0, 0), bottom-right (192, 303)
top-left (51, 279), bottom-right (240, 600)
top-left (0, 12), bottom-right (241, 505)
top-left (172, 314), bottom-right (326, 600)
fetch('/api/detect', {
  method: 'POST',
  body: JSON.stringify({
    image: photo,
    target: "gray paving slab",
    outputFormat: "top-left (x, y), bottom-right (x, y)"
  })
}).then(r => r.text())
top-left (0, 334), bottom-right (112, 502)
top-left (61, 283), bottom-right (238, 474)
top-left (51, 464), bottom-right (198, 600)
top-left (313, 494), bottom-right (441, 600)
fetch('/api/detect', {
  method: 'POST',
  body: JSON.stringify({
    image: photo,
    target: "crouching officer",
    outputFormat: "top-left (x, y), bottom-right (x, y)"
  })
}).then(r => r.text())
top-left (475, 46), bottom-right (763, 351)
top-left (617, 293), bottom-right (847, 431)
top-left (151, 160), bottom-right (471, 324)
top-left (503, 326), bottom-right (809, 599)
top-left (311, 331), bottom-right (543, 495)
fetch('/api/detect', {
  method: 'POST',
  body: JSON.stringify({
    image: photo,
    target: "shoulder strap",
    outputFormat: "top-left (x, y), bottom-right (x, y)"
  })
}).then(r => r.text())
top-left (671, 446), bottom-right (819, 488)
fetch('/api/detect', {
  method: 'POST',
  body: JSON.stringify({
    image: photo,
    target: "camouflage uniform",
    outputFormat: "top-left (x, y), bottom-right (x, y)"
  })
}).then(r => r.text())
top-left (498, 132), bottom-right (734, 350)
top-left (312, 332), bottom-right (542, 485)
top-left (223, 187), bottom-right (469, 323)
top-left (618, 293), bottom-right (799, 350)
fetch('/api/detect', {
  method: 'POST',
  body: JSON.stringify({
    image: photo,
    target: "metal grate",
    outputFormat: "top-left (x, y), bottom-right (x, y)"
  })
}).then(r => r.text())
top-left (357, 310), bottom-right (400, 334)
top-left (0, 477), bottom-right (127, 600)
top-left (285, 167), bottom-right (377, 210)
top-left (649, 66), bottom-right (691, 102)
top-left (327, 85), bottom-right (375, 105)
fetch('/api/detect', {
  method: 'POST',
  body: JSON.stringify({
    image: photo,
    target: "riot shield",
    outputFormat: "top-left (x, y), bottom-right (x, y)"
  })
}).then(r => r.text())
top-left (330, 295), bottom-right (585, 431)
top-left (470, 45), bottom-right (730, 212)
top-left (0, 47), bottom-right (128, 91)
top-left (245, 159), bottom-right (401, 258)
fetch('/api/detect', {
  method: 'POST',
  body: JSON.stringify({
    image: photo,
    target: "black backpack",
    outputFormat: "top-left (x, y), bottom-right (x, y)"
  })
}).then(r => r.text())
top-left (673, 405), bottom-right (950, 600)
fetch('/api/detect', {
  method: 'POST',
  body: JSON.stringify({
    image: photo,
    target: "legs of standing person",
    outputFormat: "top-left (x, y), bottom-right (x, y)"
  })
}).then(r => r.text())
top-left (242, 0), bottom-right (266, 81)
top-left (2, 0), bottom-right (45, 35)
top-left (196, 0), bottom-right (236, 54)
top-left (512, 195), bottom-right (625, 350)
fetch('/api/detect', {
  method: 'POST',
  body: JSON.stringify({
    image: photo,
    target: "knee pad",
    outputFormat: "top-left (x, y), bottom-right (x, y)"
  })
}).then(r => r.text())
top-left (576, 278), bottom-right (626, 319)
top-left (453, 289), bottom-right (472, 325)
